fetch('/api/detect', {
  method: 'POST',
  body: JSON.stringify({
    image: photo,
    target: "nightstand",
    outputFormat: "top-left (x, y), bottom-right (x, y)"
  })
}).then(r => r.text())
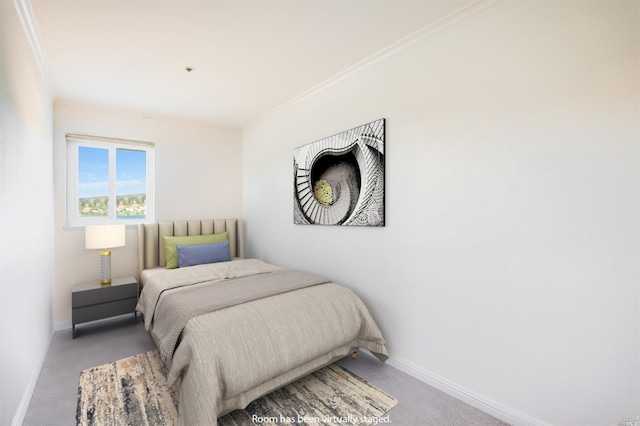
top-left (72, 276), bottom-right (138, 338)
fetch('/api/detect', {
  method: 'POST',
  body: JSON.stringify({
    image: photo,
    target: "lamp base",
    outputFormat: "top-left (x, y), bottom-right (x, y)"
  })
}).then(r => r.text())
top-left (100, 249), bottom-right (112, 286)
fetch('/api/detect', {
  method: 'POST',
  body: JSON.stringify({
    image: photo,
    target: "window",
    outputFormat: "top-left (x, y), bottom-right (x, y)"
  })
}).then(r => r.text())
top-left (66, 133), bottom-right (155, 227)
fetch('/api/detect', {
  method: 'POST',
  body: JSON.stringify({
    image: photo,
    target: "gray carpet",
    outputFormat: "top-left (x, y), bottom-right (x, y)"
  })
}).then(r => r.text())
top-left (23, 314), bottom-right (508, 426)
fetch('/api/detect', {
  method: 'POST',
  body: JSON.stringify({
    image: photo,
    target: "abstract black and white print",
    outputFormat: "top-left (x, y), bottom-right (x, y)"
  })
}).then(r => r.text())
top-left (293, 118), bottom-right (385, 226)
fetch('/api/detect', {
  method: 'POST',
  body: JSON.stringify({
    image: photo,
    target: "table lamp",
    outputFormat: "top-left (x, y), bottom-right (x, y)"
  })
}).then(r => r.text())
top-left (85, 224), bottom-right (126, 285)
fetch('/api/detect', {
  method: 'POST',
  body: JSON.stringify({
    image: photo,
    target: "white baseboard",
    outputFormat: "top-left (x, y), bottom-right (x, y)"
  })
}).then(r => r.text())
top-left (386, 356), bottom-right (551, 426)
top-left (54, 320), bottom-right (72, 332)
top-left (11, 332), bottom-right (53, 426)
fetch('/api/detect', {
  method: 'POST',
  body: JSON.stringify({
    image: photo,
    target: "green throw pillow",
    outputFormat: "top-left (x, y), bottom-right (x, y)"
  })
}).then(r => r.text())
top-left (163, 232), bottom-right (229, 269)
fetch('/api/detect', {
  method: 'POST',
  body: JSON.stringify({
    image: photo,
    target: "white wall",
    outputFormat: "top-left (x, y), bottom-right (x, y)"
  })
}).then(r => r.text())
top-left (52, 103), bottom-right (243, 324)
top-left (0, 1), bottom-right (54, 424)
top-left (242, 1), bottom-right (640, 425)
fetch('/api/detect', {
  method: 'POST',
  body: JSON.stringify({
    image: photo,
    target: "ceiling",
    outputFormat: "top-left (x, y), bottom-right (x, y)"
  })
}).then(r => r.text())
top-left (30, 0), bottom-right (473, 128)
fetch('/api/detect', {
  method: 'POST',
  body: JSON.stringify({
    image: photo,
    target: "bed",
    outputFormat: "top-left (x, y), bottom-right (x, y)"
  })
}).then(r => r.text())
top-left (136, 218), bottom-right (389, 425)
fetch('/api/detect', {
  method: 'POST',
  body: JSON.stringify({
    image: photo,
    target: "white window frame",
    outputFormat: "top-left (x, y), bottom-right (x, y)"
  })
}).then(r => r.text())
top-left (66, 133), bottom-right (155, 228)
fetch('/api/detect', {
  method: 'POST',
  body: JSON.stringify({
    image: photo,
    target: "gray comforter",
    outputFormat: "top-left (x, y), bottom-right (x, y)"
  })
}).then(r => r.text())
top-left (137, 259), bottom-right (388, 426)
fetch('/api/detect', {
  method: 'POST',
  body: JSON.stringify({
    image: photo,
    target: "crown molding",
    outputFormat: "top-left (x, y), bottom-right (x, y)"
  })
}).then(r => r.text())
top-left (12, 0), bottom-right (52, 89)
top-left (55, 98), bottom-right (241, 132)
top-left (243, 0), bottom-right (504, 130)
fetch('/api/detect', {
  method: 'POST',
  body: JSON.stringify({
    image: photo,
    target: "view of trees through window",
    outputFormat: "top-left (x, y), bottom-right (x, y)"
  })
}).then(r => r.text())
top-left (78, 146), bottom-right (148, 218)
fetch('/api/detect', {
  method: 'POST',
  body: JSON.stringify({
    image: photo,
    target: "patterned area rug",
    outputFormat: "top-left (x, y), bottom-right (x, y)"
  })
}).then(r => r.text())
top-left (76, 350), bottom-right (397, 426)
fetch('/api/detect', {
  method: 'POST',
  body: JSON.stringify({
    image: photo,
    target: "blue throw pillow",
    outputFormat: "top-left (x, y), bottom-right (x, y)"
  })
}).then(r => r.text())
top-left (176, 241), bottom-right (231, 267)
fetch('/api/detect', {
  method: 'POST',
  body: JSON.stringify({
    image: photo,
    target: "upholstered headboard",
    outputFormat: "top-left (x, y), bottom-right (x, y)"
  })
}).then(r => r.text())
top-left (137, 218), bottom-right (243, 280)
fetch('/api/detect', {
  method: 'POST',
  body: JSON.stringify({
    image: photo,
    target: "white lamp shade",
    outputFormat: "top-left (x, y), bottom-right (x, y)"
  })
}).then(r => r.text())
top-left (85, 225), bottom-right (126, 249)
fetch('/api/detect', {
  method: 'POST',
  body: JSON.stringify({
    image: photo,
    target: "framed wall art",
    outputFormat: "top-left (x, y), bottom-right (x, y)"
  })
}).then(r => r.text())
top-left (293, 118), bottom-right (385, 226)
